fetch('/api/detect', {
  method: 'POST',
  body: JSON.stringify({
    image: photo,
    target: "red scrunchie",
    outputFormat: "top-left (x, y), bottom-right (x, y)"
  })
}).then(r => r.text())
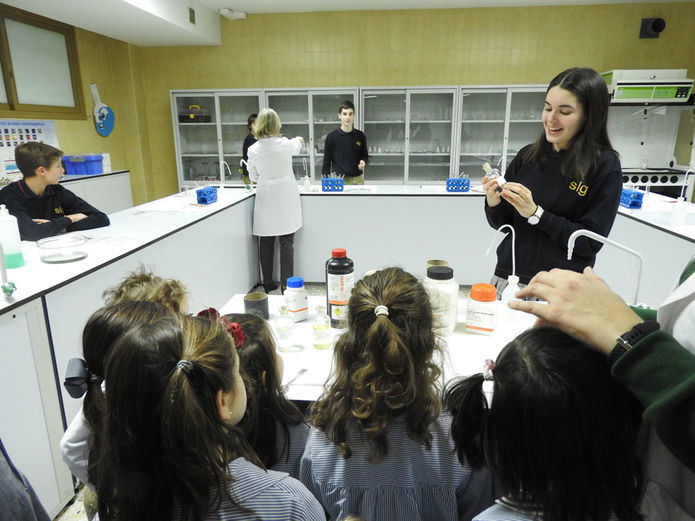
top-left (197, 308), bottom-right (246, 347)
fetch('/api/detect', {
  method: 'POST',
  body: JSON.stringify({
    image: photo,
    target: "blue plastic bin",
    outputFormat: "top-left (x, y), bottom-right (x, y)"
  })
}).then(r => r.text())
top-left (196, 186), bottom-right (218, 205)
top-left (322, 178), bottom-right (344, 192)
top-left (446, 178), bottom-right (470, 192)
top-left (620, 188), bottom-right (644, 209)
top-left (63, 155), bottom-right (103, 175)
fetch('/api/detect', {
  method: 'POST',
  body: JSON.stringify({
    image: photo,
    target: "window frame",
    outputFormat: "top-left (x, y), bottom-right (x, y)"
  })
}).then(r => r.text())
top-left (0, 4), bottom-right (85, 120)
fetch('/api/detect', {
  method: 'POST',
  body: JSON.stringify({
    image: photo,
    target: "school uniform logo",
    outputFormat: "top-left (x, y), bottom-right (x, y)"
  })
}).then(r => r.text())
top-left (356, 141), bottom-right (362, 146)
top-left (54, 206), bottom-right (65, 215)
top-left (569, 180), bottom-right (589, 196)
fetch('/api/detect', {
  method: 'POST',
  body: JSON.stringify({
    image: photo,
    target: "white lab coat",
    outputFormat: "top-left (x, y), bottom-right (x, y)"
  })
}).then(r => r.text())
top-left (247, 136), bottom-right (303, 237)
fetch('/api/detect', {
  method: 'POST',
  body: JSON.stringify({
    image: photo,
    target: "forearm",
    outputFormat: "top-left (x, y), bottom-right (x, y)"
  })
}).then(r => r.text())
top-left (18, 215), bottom-right (73, 241)
top-left (66, 213), bottom-right (110, 232)
top-left (611, 331), bottom-right (695, 471)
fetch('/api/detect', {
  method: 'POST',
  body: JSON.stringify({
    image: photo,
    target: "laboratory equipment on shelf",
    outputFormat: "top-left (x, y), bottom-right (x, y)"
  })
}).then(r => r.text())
top-left (567, 229), bottom-right (643, 305)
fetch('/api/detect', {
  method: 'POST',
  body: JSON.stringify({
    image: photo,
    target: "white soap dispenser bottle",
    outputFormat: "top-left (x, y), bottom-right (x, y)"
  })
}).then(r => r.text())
top-left (0, 204), bottom-right (24, 268)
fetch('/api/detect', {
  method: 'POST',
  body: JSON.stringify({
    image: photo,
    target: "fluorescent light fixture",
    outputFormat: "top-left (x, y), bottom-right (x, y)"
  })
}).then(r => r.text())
top-left (219, 8), bottom-right (247, 20)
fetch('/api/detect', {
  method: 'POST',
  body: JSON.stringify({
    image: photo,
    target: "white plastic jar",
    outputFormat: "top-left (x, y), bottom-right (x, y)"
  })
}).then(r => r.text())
top-left (284, 276), bottom-right (308, 322)
top-left (424, 265), bottom-right (459, 336)
top-left (465, 283), bottom-right (497, 335)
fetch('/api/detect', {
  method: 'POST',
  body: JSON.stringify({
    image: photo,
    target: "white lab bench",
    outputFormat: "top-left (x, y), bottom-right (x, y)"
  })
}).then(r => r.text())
top-left (221, 294), bottom-right (536, 403)
top-left (2, 182), bottom-right (694, 517)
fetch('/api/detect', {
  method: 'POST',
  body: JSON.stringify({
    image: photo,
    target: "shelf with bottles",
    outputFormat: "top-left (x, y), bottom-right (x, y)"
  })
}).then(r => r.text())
top-left (408, 165), bottom-right (450, 183)
top-left (460, 91), bottom-right (507, 121)
top-left (181, 156), bottom-right (222, 182)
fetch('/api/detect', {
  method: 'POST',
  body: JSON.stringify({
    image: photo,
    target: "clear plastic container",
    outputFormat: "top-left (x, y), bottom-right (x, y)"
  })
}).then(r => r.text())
top-left (424, 265), bottom-right (459, 335)
top-left (0, 204), bottom-right (24, 268)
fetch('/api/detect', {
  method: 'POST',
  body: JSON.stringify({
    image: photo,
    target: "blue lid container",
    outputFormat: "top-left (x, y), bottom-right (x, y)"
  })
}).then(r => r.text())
top-left (286, 276), bottom-right (304, 288)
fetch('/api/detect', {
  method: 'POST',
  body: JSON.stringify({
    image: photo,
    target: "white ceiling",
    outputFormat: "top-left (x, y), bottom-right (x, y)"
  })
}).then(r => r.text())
top-left (5, 0), bottom-right (687, 46)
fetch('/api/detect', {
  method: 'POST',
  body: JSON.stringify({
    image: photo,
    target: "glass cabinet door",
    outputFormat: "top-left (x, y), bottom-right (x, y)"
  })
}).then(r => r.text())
top-left (266, 92), bottom-right (310, 179)
top-left (219, 92), bottom-right (261, 184)
top-left (174, 94), bottom-right (219, 182)
top-left (459, 90), bottom-right (506, 180)
top-left (363, 91), bottom-right (406, 182)
top-left (311, 91), bottom-right (357, 179)
top-left (506, 90), bottom-right (545, 169)
top-left (407, 91), bottom-right (455, 183)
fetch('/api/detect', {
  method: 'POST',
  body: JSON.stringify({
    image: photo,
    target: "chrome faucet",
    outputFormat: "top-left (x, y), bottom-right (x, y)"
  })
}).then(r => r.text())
top-left (567, 229), bottom-right (643, 304)
top-left (485, 224), bottom-right (517, 277)
top-left (220, 160), bottom-right (234, 187)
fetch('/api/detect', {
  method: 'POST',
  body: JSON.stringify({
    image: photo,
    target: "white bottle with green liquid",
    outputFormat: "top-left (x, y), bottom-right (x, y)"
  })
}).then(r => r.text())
top-left (0, 204), bottom-right (24, 268)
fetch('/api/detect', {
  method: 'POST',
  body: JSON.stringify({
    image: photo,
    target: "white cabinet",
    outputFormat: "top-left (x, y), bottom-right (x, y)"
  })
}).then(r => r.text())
top-left (61, 171), bottom-right (132, 214)
top-left (458, 86), bottom-right (545, 179)
top-left (172, 85), bottom-right (547, 188)
top-left (171, 88), bottom-right (358, 188)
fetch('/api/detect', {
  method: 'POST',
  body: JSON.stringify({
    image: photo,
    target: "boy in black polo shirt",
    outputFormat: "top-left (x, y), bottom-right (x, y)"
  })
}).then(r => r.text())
top-left (0, 142), bottom-right (109, 241)
top-left (321, 100), bottom-right (368, 185)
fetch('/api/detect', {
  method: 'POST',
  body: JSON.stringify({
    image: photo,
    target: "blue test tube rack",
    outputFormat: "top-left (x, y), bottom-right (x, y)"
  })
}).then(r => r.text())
top-left (322, 178), bottom-right (344, 192)
top-left (619, 188), bottom-right (644, 209)
top-left (196, 186), bottom-right (218, 204)
top-left (446, 178), bottom-right (470, 192)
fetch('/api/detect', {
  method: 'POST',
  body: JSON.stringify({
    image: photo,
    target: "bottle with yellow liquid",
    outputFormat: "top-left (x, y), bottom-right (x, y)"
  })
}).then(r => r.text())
top-left (312, 305), bottom-right (332, 350)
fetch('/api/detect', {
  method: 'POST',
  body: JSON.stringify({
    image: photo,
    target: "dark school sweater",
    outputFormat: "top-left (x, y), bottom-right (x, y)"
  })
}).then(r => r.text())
top-left (321, 127), bottom-right (368, 177)
top-left (485, 145), bottom-right (622, 284)
top-left (0, 179), bottom-right (110, 241)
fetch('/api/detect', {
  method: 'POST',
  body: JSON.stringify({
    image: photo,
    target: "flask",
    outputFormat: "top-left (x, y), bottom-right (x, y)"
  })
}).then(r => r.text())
top-left (670, 196), bottom-right (687, 226)
top-left (326, 248), bottom-right (354, 329)
top-left (0, 204), bottom-right (24, 268)
top-left (312, 305), bottom-right (331, 350)
top-left (423, 265), bottom-right (459, 335)
top-left (275, 305), bottom-right (295, 352)
top-left (465, 283), bottom-right (497, 335)
top-left (303, 175), bottom-right (311, 192)
top-left (284, 276), bottom-right (308, 322)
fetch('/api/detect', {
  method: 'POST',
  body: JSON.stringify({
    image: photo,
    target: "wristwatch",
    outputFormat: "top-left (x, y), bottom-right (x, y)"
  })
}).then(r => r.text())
top-left (527, 205), bottom-right (544, 225)
top-left (607, 320), bottom-right (660, 366)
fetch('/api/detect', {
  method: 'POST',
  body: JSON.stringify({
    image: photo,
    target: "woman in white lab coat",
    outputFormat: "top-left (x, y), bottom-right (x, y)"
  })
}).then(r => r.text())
top-left (247, 108), bottom-right (305, 293)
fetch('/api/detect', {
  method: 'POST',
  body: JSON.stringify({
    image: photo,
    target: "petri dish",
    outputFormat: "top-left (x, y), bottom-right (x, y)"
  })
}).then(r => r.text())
top-left (37, 236), bottom-right (88, 263)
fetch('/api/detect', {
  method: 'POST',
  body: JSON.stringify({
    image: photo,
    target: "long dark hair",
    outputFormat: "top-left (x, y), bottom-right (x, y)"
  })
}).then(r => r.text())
top-left (524, 67), bottom-right (616, 181)
top-left (311, 267), bottom-right (442, 463)
top-left (82, 301), bottom-right (172, 487)
top-left (444, 326), bottom-right (643, 521)
top-left (96, 314), bottom-right (256, 521)
top-left (226, 313), bottom-right (305, 468)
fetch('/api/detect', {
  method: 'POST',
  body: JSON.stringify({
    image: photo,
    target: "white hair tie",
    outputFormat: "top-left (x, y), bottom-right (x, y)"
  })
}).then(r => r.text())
top-left (374, 305), bottom-right (389, 317)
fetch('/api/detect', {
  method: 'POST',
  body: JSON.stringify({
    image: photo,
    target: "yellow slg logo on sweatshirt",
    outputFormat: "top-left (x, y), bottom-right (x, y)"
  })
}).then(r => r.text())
top-left (569, 181), bottom-right (589, 196)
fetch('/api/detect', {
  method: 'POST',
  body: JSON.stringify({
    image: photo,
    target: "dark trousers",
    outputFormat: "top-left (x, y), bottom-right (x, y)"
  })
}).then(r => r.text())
top-left (259, 233), bottom-right (294, 288)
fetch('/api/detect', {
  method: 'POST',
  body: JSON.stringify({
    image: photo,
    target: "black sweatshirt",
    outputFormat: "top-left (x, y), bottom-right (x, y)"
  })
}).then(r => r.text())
top-left (485, 145), bottom-right (622, 284)
top-left (0, 179), bottom-right (110, 241)
top-left (321, 127), bottom-right (368, 177)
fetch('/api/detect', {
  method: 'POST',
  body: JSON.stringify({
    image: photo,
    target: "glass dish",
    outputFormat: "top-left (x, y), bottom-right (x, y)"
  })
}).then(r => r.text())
top-left (37, 235), bottom-right (88, 263)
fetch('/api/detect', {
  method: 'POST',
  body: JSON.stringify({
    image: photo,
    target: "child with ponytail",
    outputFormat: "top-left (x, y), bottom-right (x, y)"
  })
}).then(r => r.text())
top-left (96, 313), bottom-right (325, 521)
top-left (225, 313), bottom-right (309, 479)
top-left (444, 326), bottom-right (643, 521)
top-left (300, 267), bottom-right (494, 521)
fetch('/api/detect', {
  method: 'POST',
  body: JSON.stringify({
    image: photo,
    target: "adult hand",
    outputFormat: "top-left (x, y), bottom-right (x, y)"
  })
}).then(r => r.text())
top-left (482, 175), bottom-right (502, 207)
top-left (508, 267), bottom-right (643, 355)
top-left (32, 218), bottom-right (51, 224)
top-left (500, 181), bottom-right (537, 218)
top-left (358, 160), bottom-right (366, 170)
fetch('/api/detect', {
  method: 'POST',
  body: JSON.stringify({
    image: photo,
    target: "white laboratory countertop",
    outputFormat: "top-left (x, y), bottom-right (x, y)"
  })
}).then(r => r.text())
top-left (0, 187), bottom-right (254, 314)
top-left (221, 294), bottom-right (535, 402)
top-left (3, 183), bottom-right (694, 314)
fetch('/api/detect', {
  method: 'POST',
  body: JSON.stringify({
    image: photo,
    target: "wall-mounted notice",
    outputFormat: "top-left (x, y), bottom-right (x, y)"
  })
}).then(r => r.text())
top-left (0, 119), bottom-right (59, 184)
